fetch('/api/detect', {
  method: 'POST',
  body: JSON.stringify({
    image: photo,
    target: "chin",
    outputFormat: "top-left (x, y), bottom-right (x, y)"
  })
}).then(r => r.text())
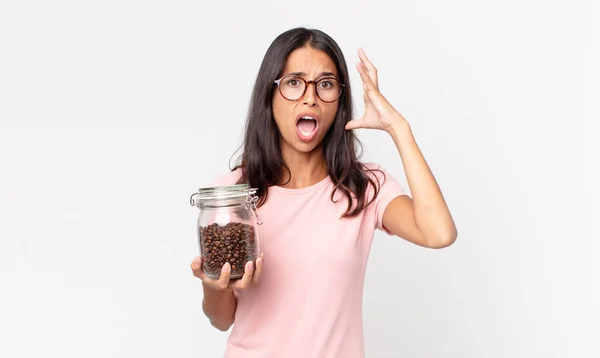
top-left (294, 141), bottom-right (321, 153)
top-left (281, 133), bottom-right (323, 154)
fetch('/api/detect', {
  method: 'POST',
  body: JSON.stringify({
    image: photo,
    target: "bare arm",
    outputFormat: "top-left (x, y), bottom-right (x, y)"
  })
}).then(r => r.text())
top-left (191, 255), bottom-right (264, 331)
top-left (382, 120), bottom-right (457, 249)
top-left (346, 48), bottom-right (457, 249)
top-left (202, 284), bottom-right (236, 331)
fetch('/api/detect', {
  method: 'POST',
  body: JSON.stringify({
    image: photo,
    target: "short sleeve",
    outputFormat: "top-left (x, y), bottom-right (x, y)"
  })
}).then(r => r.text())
top-left (208, 168), bottom-right (243, 187)
top-left (367, 163), bottom-right (409, 235)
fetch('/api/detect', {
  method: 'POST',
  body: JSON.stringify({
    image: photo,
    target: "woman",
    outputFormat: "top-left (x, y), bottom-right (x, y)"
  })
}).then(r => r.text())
top-left (191, 27), bottom-right (457, 357)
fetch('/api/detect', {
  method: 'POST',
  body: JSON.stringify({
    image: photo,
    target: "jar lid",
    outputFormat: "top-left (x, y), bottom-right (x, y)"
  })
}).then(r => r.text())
top-left (190, 184), bottom-right (263, 225)
top-left (190, 184), bottom-right (257, 206)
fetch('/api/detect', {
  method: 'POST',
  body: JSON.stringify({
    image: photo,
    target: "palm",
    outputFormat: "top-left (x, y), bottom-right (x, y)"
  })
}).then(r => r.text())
top-left (361, 91), bottom-right (382, 128)
top-left (345, 48), bottom-right (403, 132)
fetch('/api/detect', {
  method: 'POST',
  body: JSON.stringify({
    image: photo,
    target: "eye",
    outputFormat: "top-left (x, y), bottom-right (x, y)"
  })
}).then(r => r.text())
top-left (285, 78), bottom-right (301, 87)
top-left (318, 80), bottom-right (333, 89)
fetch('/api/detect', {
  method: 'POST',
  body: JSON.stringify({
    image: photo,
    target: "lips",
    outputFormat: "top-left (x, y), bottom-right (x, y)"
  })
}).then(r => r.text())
top-left (295, 113), bottom-right (319, 142)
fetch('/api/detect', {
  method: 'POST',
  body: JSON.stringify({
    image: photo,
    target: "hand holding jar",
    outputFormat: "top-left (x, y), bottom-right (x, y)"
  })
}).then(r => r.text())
top-left (189, 184), bottom-right (264, 291)
top-left (191, 253), bottom-right (264, 291)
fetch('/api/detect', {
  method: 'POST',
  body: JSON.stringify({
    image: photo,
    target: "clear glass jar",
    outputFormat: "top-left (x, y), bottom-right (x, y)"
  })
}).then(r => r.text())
top-left (190, 184), bottom-right (262, 280)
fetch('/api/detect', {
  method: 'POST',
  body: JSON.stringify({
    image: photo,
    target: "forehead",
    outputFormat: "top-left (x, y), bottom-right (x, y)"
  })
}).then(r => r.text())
top-left (282, 46), bottom-right (337, 76)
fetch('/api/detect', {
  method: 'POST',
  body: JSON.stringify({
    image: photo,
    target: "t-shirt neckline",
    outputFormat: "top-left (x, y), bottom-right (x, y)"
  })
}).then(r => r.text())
top-left (269, 174), bottom-right (331, 195)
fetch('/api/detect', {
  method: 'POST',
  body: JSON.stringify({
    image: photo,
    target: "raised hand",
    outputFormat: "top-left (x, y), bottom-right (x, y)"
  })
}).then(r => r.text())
top-left (345, 48), bottom-right (405, 132)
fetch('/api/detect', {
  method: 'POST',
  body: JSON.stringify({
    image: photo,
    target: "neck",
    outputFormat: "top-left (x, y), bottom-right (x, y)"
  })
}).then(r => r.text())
top-left (279, 143), bottom-right (328, 189)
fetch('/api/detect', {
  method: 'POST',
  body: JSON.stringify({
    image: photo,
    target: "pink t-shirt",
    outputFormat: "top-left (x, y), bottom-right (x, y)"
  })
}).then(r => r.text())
top-left (208, 163), bottom-right (407, 358)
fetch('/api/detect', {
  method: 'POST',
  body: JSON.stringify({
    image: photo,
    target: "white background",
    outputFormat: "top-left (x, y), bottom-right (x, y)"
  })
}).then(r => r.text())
top-left (1, 0), bottom-right (598, 357)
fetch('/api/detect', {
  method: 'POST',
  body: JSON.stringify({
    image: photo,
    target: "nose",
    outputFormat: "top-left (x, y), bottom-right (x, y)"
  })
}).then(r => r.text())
top-left (301, 81), bottom-right (318, 107)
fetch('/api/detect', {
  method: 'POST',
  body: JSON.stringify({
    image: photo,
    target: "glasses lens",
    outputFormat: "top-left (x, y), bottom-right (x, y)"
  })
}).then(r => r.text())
top-left (316, 78), bottom-right (342, 102)
top-left (279, 76), bottom-right (306, 100)
top-left (278, 76), bottom-right (343, 102)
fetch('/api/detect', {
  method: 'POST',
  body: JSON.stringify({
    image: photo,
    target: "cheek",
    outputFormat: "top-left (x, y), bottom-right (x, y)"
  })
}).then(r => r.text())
top-left (272, 94), bottom-right (293, 117)
top-left (271, 97), bottom-right (286, 128)
top-left (321, 104), bottom-right (339, 130)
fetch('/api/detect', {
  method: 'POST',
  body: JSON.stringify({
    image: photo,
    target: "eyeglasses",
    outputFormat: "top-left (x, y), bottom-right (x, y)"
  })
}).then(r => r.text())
top-left (274, 75), bottom-right (345, 103)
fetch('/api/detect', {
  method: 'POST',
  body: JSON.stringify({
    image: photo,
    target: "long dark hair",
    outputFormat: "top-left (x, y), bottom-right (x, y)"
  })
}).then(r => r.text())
top-left (231, 27), bottom-right (382, 217)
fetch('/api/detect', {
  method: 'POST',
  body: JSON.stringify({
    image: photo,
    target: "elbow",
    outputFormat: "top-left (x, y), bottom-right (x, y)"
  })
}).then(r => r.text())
top-left (210, 319), bottom-right (233, 332)
top-left (202, 295), bottom-right (236, 332)
top-left (425, 228), bottom-right (458, 249)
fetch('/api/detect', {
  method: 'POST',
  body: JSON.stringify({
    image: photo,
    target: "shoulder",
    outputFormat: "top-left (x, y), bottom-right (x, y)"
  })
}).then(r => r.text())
top-left (209, 167), bottom-right (244, 187)
top-left (359, 161), bottom-right (407, 200)
top-left (360, 161), bottom-right (391, 185)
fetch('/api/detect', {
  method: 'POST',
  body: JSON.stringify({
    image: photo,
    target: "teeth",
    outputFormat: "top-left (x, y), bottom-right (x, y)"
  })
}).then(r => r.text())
top-left (301, 116), bottom-right (316, 120)
top-left (301, 131), bottom-right (311, 136)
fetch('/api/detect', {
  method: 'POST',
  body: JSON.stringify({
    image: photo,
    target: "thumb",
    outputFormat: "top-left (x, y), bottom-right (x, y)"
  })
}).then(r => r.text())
top-left (191, 256), bottom-right (202, 270)
top-left (345, 118), bottom-right (363, 130)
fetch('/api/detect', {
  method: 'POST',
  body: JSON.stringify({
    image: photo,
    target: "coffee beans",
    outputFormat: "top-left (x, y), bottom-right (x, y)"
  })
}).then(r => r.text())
top-left (199, 222), bottom-right (257, 279)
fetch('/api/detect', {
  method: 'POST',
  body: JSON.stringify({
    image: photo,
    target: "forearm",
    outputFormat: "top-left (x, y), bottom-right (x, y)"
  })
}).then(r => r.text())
top-left (386, 118), bottom-right (457, 245)
top-left (202, 284), bottom-right (237, 331)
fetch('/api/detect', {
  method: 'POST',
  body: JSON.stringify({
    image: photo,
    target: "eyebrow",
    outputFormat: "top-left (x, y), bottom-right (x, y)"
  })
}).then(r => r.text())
top-left (285, 71), bottom-right (338, 78)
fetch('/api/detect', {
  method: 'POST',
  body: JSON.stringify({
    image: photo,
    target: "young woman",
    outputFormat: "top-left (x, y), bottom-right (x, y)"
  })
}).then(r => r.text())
top-left (191, 27), bottom-right (457, 357)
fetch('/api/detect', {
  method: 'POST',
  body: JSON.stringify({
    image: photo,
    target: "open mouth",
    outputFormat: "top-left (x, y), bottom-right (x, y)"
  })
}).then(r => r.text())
top-left (295, 114), bottom-right (319, 142)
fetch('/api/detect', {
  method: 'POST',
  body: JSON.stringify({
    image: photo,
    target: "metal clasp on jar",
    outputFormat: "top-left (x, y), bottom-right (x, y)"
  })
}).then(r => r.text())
top-left (245, 190), bottom-right (263, 225)
top-left (189, 193), bottom-right (199, 207)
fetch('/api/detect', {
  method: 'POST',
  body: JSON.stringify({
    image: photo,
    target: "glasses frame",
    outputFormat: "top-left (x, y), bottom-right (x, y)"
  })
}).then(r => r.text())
top-left (273, 75), bottom-right (345, 103)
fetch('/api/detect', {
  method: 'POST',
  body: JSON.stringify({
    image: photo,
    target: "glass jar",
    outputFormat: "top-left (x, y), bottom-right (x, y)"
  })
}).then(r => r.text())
top-left (190, 184), bottom-right (262, 280)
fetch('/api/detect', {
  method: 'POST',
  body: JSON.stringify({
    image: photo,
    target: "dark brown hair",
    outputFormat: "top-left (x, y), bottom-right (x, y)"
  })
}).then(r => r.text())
top-left (231, 27), bottom-right (382, 217)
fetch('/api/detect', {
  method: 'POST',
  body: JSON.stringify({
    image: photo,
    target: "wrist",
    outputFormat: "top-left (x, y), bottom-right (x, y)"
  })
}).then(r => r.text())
top-left (386, 114), bottom-right (411, 137)
top-left (202, 281), bottom-right (233, 295)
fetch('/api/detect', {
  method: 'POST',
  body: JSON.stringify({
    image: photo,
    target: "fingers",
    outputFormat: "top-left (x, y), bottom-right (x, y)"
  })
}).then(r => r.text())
top-left (356, 61), bottom-right (378, 94)
top-left (358, 48), bottom-right (378, 87)
top-left (191, 255), bottom-right (264, 291)
top-left (252, 253), bottom-right (264, 284)
top-left (358, 47), bottom-right (371, 66)
top-left (191, 256), bottom-right (207, 280)
top-left (356, 61), bottom-right (391, 113)
top-left (216, 262), bottom-right (231, 289)
top-left (232, 260), bottom-right (255, 289)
